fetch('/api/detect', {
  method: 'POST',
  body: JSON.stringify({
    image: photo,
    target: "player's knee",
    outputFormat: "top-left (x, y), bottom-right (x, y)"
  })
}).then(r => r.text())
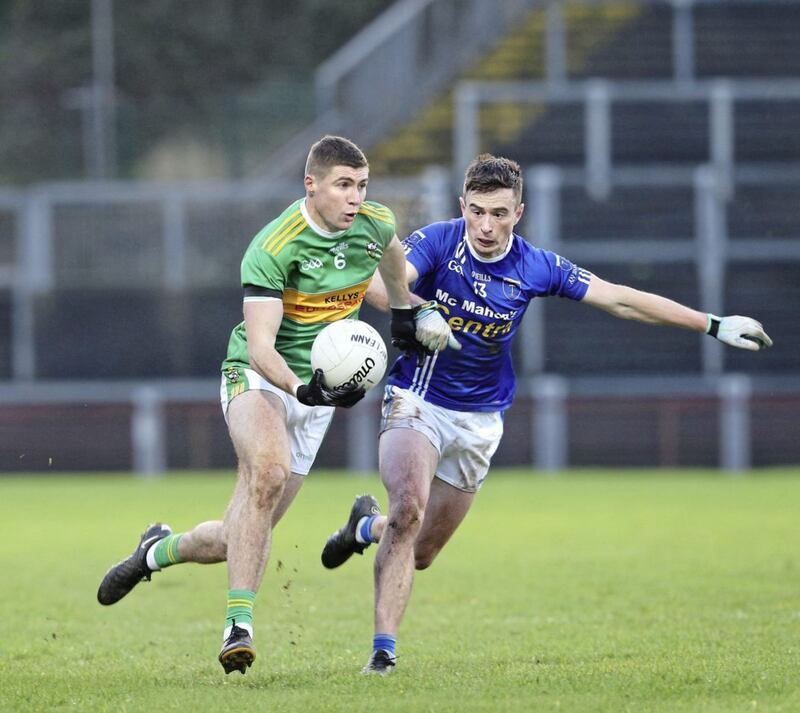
top-left (245, 462), bottom-right (289, 510)
top-left (389, 493), bottom-right (425, 535)
top-left (252, 476), bottom-right (285, 511)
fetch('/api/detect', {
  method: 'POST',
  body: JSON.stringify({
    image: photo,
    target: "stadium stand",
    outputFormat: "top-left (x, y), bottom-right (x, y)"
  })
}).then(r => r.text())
top-left (1, 0), bottom-right (799, 472)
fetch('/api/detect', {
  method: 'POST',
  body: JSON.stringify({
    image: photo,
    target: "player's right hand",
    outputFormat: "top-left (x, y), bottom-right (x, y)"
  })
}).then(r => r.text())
top-left (391, 302), bottom-right (460, 359)
top-left (413, 301), bottom-right (461, 352)
top-left (295, 369), bottom-right (366, 408)
top-left (708, 314), bottom-right (773, 351)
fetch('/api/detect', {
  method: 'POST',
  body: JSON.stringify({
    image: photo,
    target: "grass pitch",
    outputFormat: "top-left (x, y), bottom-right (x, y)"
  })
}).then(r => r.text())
top-left (1, 469), bottom-right (799, 712)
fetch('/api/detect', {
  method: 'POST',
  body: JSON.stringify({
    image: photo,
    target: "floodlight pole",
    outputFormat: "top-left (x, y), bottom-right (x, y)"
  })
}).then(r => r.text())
top-left (63, 0), bottom-right (117, 178)
top-left (89, 0), bottom-right (117, 179)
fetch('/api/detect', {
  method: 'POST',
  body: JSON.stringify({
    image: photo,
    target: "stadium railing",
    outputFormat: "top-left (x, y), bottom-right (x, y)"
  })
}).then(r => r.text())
top-left (0, 175), bottom-right (446, 381)
top-left (2, 374), bottom-right (796, 475)
top-left (454, 78), bottom-right (800, 199)
top-left (4, 163), bottom-right (797, 380)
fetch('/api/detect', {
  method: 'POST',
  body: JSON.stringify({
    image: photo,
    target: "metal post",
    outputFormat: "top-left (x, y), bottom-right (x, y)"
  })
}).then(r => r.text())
top-left (718, 374), bottom-right (751, 472)
top-left (163, 193), bottom-right (187, 290)
top-left (530, 165), bottom-right (562, 251)
top-left (13, 190), bottom-right (54, 379)
top-left (532, 375), bottom-right (568, 472)
top-left (21, 189), bottom-right (54, 293)
top-left (11, 283), bottom-right (35, 381)
top-left (131, 386), bottom-right (166, 476)
top-left (671, 0), bottom-right (695, 83)
top-left (545, 0), bottom-right (567, 84)
top-left (453, 83), bottom-right (480, 191)
top-left (710, 80), bottom-right (734, 201)
top-left (520, 165), bottom-right (562, 376)
top-left (520, 301), bottom-right (546, 376)
top-left (585, 80), bottom-right (611, 201)
top-left (419, 165), bottom-right (452, 223)
top-left (694, 165), bottom-right (725, 374)
top-left (90, 0), bottom-right (116, 178)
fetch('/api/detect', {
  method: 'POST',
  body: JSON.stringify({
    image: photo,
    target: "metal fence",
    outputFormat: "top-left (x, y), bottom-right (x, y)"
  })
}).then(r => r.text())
top-left (0, 173), bottom-right (448, 381)
top-left (2, 0), bottom-right (799, 472)
top-left (3, 162), bottom-right (798, 379)
top-left (1, 160), bottom-right (798, 472)
top-left (2, 374), bottom-right (797, 474)
top-left (455, 78), bottom-right (800, 198)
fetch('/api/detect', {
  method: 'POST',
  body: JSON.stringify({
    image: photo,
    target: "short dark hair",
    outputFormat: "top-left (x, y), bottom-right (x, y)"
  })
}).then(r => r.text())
top-left (305, 135), bottom-right (368, 177)
top-left (463, 154), bottom-right (523, 203)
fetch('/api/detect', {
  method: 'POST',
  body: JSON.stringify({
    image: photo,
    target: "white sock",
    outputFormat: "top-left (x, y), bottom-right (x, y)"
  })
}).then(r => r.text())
top-left (145, 544), bottom-right (160, 571)
top-left (223, 622), bottom-right (253, 640)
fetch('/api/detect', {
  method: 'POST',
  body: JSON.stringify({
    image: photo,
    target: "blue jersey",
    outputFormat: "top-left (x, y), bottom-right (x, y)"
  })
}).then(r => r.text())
top-left (387, 218), bottom-right (592, 412)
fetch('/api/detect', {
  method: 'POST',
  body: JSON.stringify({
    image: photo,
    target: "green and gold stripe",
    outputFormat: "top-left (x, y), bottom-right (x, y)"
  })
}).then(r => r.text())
top-left (359, 202), bottom-right (393, 225)
top-left (261, 210), bottom-right (306, 254)
top-left (226, 589), bottom-right (256, 627)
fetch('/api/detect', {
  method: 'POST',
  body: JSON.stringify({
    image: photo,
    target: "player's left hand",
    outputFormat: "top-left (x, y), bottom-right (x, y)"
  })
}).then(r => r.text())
top-left (413, 301), bottom-right (461, 352)
top-left (708, 314), bottom-right (773, 351)
top-left (296, 369), bottom-right (366, 408)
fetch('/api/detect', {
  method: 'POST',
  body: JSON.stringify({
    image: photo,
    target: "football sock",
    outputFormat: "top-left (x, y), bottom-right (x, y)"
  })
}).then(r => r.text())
top-left (146, 533), bottom-right (184, 571)
top-left (224, 589), bottom-right (256, 638)
top-left (373, 633), bottom-right (396, 656)
top-left (356, 515), bottom-right (378, 544)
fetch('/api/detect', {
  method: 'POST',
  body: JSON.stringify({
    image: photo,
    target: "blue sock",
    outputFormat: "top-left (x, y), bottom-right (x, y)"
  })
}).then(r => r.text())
top-left (358, 515), bottom-right (378, 544)
top-left (373, 633), bottom-right (396, 656)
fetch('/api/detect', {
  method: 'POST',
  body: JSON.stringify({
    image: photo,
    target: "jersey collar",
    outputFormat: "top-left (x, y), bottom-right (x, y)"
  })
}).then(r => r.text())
top-left (464, 231), bottom-right (515, 263)
top-left (301, 198), bottom-right (347, 239)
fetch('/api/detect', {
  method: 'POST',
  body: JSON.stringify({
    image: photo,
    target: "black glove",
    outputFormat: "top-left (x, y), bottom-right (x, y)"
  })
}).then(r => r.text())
top-left (295, 369), bottom-right (365, 408)
top-left (390, 306), bottom-right (432, 360)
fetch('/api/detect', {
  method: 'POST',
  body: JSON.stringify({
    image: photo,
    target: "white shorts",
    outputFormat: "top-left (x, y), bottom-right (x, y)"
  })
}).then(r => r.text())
top-left (379, 385), bottom-right (504, 493)
top-left (220, 367), bottom-right (335, 476)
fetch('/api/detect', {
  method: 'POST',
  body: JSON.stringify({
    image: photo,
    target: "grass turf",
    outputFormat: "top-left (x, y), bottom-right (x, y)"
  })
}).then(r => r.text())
top-left (1, 469), bottom-right (799, 712)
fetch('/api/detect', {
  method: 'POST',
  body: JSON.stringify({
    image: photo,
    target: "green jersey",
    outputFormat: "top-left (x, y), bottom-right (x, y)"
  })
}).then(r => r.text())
top-left (222, 198), bottom-right (396, 381)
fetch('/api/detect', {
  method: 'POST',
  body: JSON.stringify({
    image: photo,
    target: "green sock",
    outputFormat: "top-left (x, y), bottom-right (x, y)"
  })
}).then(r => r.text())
top-left (226, 589), bottom-right (256, 631)
top-left (152, 533), bottom-right (184, 568)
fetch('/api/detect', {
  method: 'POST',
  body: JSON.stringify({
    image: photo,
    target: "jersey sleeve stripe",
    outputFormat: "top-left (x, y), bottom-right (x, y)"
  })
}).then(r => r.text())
top-left (261, 210), bottom-right (303, 251)
top-left (263, 213), bottom-right (305, 253)
top-left (259, 208), bottom-right (301, 248)
top-left (268, 220), bottom-right (307, 256)
top-left (362, 201), bottom-right (391, 216)
top-left (358, 209), bottom-right (393, 225)
top-left (358, 205), bottom-right (394, 225)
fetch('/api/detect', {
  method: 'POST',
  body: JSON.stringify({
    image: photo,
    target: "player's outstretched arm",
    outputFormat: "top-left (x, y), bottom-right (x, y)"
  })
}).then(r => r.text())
top-left (582, 276), bottom-right (772, 351)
